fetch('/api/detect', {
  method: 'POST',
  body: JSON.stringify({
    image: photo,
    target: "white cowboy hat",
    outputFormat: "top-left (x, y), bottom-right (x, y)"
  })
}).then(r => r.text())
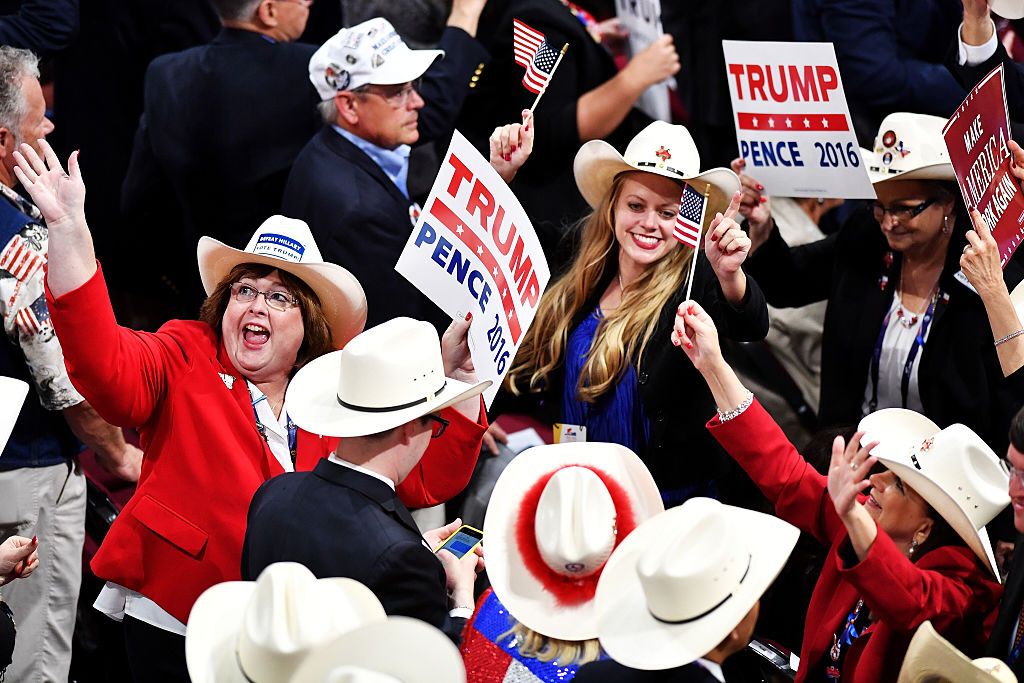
top-left (197, 215), bottom-right (368, 348)
top-left (898, 621), bottom-right (1017, 683)
top-left (185, 562), bottom-right (387, 683)
top-left (287, 617), bottom-right (465, 683)
top-left (0, 376), bottom-right (28, 453)
top-left (573, 121), bottom-right (740, 224)
top-left (285, 317), bottom-right (490, 437)
top-left (593, 498), bottom-right (799, 670)
top-left (309, 18), bottom-right (444, 100)
top-left (859, 408), bottom-right (1010, 580)
top-left (863, 113), bottom-right (956, 184)
top-left (483, 442), bottom-right (664, 641)
top-left (992, 0), bottom-right (1024, 19)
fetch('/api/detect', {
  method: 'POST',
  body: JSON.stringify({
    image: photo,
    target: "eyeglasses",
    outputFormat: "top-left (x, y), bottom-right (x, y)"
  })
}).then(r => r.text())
top-left (870, 198), bottom-right (937, 224)
top-left (1003, 458), bottom-right (1024, 487)
top-left (426, 413), bottom-right (449, 439)
top-left (353, 79), bottom-right (422, 108)
top-left (230, 283), bottom-right (299, 312)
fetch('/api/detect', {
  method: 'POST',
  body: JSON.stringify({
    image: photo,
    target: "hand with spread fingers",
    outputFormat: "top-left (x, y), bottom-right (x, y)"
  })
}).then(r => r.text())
top-left (960, 207), bottom-right (1006, 301)
top-left (730, 157), bottom-right (773, 251)
top-left (827, 432), bottom-right (878, 520)
top-left (12, 140), bottom-right (85, 232)
top-left (489, 110), bottom-right (535, 184)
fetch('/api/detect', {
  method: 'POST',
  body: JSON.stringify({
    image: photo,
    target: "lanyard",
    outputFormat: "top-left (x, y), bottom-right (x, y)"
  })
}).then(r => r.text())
top-left (868, 288), bottom-right (940, 412)
top-left (826, 599), bottom-right (868, 682)
top-left (250, 391), bottom-right (298, 468)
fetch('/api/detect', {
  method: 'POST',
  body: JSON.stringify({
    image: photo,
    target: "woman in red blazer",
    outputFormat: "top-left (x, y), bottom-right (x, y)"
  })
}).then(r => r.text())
top-left (13, 142), bottom-right (488, 681)
top-left (669, 300), bottom-right (1006, 683)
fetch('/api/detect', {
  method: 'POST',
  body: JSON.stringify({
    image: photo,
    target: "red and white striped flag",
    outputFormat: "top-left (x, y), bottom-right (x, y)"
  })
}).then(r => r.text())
top-left (673, 183), bottom-right (707, 248)
top-left (0, 235), bottom-right (45, 282)
top-left (513, 19), bottom-right (559, 94)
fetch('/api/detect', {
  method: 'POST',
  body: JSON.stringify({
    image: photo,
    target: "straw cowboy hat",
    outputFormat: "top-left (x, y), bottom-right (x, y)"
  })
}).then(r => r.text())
top-left (898, 621), bottom-right (1017, 683)
top-left (0, 376), bottom-right (28, 453)
top-left (863, 112), bottom-right (956, 185)
top-left (285, 317), bottom-right (490, 437)
top-left (992, 0), bottom-right (1024, 19)
top-left (197, 215), bottom-right (368, 347)
top-left (593, 497), bottom-right (799, 670)
top-left (185, 563), bottom-right (386, 683)
top-left (573, 120), bottom-right (740, 225)
top-left (287, 617), bottom-right (465, 683)
top-left (859, 408), bottom-right (1010, 579)
top-left (483, 442), bottom-right (664, 641)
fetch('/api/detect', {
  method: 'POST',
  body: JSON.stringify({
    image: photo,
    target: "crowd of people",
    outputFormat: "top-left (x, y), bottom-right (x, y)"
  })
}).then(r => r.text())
top-left (6, 0), bottom-right (1024, 682)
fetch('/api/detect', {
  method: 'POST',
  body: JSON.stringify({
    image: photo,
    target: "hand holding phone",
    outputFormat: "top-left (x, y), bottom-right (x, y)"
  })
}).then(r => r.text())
top-left (434, 525), bottom-right (483, 559)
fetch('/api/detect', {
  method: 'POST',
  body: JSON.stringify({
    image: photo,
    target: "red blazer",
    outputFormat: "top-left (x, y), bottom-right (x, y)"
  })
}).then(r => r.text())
top-left (47, 266), bottom-right (487, 623)
top-left (708, 401), bottom-right (1001, 683)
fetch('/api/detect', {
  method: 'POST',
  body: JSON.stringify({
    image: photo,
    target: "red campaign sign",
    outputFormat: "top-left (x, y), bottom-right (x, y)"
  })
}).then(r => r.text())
top-left (943, 64), bottom-right (1024, 267)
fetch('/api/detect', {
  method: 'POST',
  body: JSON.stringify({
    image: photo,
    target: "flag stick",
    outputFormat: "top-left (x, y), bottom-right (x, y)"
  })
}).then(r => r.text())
top-left (529, 43), bottom-right (570, 114)
top-left (683, 183), bottom-right (712, 303)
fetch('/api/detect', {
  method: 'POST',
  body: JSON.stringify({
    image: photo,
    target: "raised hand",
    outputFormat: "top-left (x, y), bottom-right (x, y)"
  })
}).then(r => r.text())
top-left (13, 140), bottom-right (85, 232)
top-left (826, 432), bottom-right (877, 520)
top-left (961, 207), bottom-right (1005, 300)
top-left (624, 34), bottom-right (679, 88)
top-left (671, 300), bottom-right (723, 372)
top-left (489, 110), bottom-right (535, 184)
top-left (704, 191), bottom-right (751, 279)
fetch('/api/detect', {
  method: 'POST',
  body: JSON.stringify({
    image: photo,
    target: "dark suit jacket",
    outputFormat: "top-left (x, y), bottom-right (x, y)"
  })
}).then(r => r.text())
top-left (121, 27), bottom-right (322, 304)
top-left (575, 660), bottom-right (720, 683)
top-left (945, 38), bottom-right (1024, 134)
top-left (241, 459), bottom-right (466, 643)
top-left (985, 536), bottom-right (1024, 677)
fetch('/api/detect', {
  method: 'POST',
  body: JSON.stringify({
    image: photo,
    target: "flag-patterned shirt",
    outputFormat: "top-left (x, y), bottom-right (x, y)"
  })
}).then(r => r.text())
top-left (0, 183), bottom-right (82, 411)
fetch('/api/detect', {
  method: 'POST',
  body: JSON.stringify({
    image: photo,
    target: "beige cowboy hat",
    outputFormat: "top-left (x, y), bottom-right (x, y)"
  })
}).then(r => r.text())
top-left (992, 0), bottom-right (1024, 19)
top-left (483, 442), bottom-right (664, 641)
top-left (197, 215), bottom-right (368, 348)
top-left (0, 376), bottom-right (28, 453)
top-left (859, 408), bottom-right (1010, 579)
top-left (863, 112), bottom-right (956, 185)
top-left (185, 562), bottom-right (387, 683)
top-left (593, 497), bottom-right (799, 670)
top-left (287, 617), bottom-right (465, 683)
top-left (897, 621), bottom-right (1017, 683)
top-left (285, 317), bottom-right (489, 437)
top-left (573, 121), bottom-right (740, 225)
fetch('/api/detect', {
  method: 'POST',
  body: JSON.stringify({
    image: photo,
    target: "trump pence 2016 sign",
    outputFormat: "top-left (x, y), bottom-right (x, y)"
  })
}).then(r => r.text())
top-left (723, 40), bottom-right (875, 199)
top-left (396, 131), bottom-right (550, 407)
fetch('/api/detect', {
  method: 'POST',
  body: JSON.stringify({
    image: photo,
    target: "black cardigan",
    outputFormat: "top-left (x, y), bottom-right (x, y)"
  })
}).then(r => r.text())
top-left (494, 252), bottom-right (770, 504)
top-left (745, 206), bottom-right (1024, 451)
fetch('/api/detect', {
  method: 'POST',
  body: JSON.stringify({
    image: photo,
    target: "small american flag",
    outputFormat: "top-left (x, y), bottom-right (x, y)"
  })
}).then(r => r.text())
top-left (673, 183), bottom-right (707, 248)
top-left (513, 19), bottom-right (558, 94)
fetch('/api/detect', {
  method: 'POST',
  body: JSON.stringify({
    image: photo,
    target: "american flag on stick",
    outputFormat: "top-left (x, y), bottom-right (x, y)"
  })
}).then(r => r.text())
top-left (673, 183), bottom-right (708, 249)
top-left (513, 19), bottom-right (568, 102)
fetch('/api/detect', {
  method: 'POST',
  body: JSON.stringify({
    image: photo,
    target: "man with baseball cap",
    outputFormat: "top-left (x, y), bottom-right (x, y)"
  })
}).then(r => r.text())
top-left (241, 316), bottom-right (490, 644)
top-left (282, 13), bottom-right (488, 331)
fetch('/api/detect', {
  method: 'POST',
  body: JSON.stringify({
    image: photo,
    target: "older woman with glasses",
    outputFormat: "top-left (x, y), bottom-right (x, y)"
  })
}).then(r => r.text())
top-left (735, 112), bottom-right (1023, 450)
top-left (12, 141), bottom-right (489, 682)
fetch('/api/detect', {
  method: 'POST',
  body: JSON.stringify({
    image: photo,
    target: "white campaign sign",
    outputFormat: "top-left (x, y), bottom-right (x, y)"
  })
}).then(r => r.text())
top-left (616, 0), bottom-right (671, 121)
top-left (395, 131), bottom-right (550, 407)
top-left (722, 40), bottom-right (875, 199)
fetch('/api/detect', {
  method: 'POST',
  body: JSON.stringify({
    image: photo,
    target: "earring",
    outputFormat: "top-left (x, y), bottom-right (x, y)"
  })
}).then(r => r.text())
top-left (942, 215), bottom-right (950, 235)
top-left (908, 538), bottom-right (919, 556)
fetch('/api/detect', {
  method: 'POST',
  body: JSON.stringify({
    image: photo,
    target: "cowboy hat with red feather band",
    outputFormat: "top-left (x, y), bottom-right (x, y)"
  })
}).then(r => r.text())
top-left (482, 442), bottom-right (664, 641)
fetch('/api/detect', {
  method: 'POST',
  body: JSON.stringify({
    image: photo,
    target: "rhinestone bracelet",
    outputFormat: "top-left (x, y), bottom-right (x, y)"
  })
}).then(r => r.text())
top-left (994, 329), bottom-right (1024, 347)
top-left (717, 391), bottom-right (754, 423)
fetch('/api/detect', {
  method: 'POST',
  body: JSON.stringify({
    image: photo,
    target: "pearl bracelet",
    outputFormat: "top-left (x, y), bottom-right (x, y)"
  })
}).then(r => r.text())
top-left (717, 391), bottom-right (754, 423)
top-left (994, 329), bottom-right (1024, 347)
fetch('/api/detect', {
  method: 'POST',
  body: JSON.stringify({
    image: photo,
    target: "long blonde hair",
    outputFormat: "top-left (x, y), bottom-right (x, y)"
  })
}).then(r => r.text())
top-left (497, 621), bottom-right (602, 667)
top-left (507, 173), bottom-right (693, 403)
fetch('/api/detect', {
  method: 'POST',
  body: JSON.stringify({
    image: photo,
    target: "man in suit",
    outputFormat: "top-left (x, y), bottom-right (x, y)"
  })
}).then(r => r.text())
top-left (282, 12), bottom-right (487, 331)
top-left (241, 316), bottom-right (490, 644)
top-left (985, 408), bottom-right (1024, 675)
top-left (121, 0), bottom-right (322, 310)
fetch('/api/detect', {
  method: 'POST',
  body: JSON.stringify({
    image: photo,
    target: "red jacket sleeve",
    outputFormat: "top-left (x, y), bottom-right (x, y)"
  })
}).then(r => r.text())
top-left (396, 397), bottom-right (488, 509)
top-left (707, 399), bottom-right (846, 545)
top-left (836, 530), bottom-right (999, 633)
top-left (46, 264), bottom-right (201, 428)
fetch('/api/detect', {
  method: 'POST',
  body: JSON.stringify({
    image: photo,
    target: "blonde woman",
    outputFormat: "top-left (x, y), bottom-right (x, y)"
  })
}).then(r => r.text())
top-left (500, 122), bottom-right (769, 506)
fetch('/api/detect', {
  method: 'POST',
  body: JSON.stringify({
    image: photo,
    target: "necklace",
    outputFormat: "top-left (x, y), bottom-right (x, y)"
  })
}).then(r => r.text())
top-left (895, 270), bottom-right (929, 329)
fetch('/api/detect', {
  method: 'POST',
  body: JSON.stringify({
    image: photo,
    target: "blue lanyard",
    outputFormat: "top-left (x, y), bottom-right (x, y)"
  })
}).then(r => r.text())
top-left (868, 288), bottom-right (941, 412)
top-left (250, 392), bottom-right (298, 468)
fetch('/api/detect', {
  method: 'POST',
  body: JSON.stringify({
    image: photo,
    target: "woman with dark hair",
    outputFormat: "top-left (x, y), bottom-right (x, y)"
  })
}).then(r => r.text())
top-left (737, 112), bottom-right (1023, 449)
top-left (673, 300), bottom-right (1008, 682)
top-left (12, 141), bottom-right (489, 682)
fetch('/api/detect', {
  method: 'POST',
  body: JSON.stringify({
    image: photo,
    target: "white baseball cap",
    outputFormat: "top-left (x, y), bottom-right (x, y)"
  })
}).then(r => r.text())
top-left (309, 18), bottom-right (444, 101)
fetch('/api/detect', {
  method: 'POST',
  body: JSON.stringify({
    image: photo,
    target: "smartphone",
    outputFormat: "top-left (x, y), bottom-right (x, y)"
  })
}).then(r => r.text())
top-left (434, 525), bottom-right (483, 559)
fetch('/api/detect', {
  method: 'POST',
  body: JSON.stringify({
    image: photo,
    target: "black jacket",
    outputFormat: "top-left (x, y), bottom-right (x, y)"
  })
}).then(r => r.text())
top-left (495, 255), bottom-right (769, 505)
top-left (985, 535), bottom-right (1024, 676)
top-left (241, 459), bottom-right (466, 644)
top-left (575, 660), bottom-right (720, 683)
top-left (944, 37), bottom-right (1024, 138)
top-left (745, 207), bottom-right (1024, 451)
